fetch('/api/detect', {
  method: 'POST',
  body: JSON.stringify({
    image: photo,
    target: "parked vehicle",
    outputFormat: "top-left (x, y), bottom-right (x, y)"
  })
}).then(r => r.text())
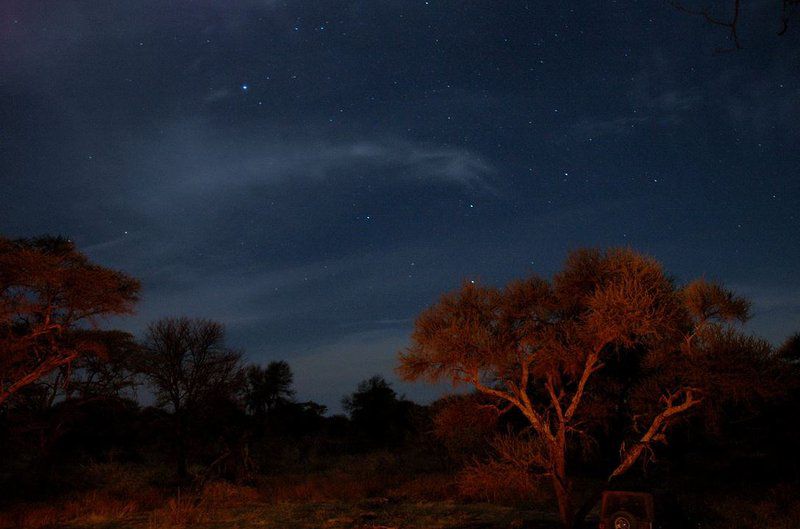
top-left (598, 491), bottom-right (655, 529)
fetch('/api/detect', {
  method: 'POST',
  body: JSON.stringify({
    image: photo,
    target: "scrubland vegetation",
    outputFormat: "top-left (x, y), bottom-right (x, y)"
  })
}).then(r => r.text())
top-left (2, 237), bottom-right (799, 529)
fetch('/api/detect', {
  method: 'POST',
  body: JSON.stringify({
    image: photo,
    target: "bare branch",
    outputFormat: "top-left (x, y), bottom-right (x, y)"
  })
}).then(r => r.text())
top-left (669, 0), bottom-right (742, 51)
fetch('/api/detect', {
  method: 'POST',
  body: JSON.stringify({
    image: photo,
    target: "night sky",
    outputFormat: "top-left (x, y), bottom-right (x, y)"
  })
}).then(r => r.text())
top-left (2, 2), bottom-right (799, 411)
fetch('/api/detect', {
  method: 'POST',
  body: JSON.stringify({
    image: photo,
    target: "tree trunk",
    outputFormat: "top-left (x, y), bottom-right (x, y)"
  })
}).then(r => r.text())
top-left (552, 474), bottom-right (573, 529)
top-left (175, 410), bottom-right (189, 481)
top-left (176, 441), bottom-right (188, 481)
top-left (572, 484), bottom-right (606, 529)
top-left (550, 445), bottom-right (574, 529)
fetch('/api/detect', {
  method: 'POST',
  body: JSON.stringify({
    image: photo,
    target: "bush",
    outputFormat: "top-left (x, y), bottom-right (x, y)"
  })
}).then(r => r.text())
top-left (457, 460), bottom-right (545, 505)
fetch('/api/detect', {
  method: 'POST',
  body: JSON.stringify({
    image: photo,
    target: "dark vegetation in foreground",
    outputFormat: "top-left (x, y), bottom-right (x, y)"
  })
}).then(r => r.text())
top-left (1, 236), bottom-right (799, 528)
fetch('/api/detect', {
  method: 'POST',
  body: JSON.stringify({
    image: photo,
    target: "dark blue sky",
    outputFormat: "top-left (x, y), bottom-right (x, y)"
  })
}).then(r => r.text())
top-left (2, 1), bottom-right (798, 410)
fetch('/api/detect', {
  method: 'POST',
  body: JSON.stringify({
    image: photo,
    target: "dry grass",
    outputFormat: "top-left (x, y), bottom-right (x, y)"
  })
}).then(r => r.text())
top-left (0, 490), bottom-right (138, 529)
top-left (146, 482), bottom-right (263, 528)
top-left (0, 477), bottom-right (549, 529)
top-left (0, 462), bottom-right (168, 529)
top-left (457, 460), bottom-right (546, 506)
top-left (258, 470), bottom-right (455, 504)
top-left (260, 471), bottom-right (389, 503)
top-left (9, 460), bottom-right (796, 529)
top-left (0, 497), bottom-right (548, 529)
top-left (386, 473), bottom-right (457, 502)
top-left (0, 459), bottom-right (530, 529)
top-left (1, 458), bottom-right (795, 529)
top-left (700, 484), bottom-right (800, 529)
top-left (141, 501), bottom-right (543, 529)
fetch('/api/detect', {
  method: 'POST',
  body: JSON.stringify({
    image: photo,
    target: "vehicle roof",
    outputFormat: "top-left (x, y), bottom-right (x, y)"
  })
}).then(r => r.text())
top-left (601, 490), bottom-right (654, 499)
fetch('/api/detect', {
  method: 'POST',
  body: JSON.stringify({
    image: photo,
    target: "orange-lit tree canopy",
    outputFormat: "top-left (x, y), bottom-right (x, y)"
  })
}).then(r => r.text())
top-left (0, 236), bottom-right (140, 407)
top-left (398, 248), bottom-right (775, 528)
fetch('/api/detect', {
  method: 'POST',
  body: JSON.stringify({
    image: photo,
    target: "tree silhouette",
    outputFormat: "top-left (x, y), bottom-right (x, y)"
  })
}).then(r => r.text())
top-left (0, 236), bottom-right (139, 408)
top-left (777, 332), bottom-right (800, 363)
top-left (343, 375), bottom-right (415, 446)
top-left (243, 361), bottom-right (295, 416)
top-left (138, 317), bottom-right (243, 480)
top-left (398, 248), bottom-right (775, 528)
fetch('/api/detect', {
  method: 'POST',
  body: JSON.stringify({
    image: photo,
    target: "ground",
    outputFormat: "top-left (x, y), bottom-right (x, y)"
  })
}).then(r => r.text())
top-left (3, 500), bottom-right (562, 529)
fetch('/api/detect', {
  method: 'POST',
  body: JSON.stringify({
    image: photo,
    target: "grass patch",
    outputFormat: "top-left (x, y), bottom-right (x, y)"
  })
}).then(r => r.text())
top-left (3, 499), bottom-right (553, 529)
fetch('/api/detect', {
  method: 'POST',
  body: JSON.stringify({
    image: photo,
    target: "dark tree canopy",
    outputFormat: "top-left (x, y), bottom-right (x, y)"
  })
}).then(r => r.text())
top-left (139, 317), bottom-right (242, 414)
top-left (778, 332), bottom-right (800, 363)
top-left (343, 376), bottom-right (399, 421)
top-left (0, 236), bottom-right (140, 407)
top-left (243, 361), bottom-right (295, 416)
top-left (343, 375), bottom-right (416, 446)
top-left (138, 317), bottom-right (243, 479)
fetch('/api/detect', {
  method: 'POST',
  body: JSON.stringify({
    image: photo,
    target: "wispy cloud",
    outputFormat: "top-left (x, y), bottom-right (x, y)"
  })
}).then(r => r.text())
top-left (573, 79), bottom-right (701, 139)
top-left (125, 123), bottom-right (496, 214)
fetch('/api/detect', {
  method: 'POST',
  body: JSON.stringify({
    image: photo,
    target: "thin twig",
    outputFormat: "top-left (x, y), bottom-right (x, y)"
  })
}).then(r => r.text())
top-left (669, 0), bottom-right (742, 51)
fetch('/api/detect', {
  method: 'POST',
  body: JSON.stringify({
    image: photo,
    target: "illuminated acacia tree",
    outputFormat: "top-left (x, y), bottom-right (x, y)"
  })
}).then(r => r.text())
top-left (0, 236), bottom-right (140, 407)
top-left (399, 248), bottom-right (773, 528)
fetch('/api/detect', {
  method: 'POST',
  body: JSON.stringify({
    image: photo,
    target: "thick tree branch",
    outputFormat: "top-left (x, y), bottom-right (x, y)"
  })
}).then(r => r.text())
top-left (609, 387), bottom-right (703, 480)
top-left (472, 374), bottom-right (554, 442)
top-left (0, 351), bottom-right (80, 407)
top-left (565, 352), bottom-right (602, 422)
